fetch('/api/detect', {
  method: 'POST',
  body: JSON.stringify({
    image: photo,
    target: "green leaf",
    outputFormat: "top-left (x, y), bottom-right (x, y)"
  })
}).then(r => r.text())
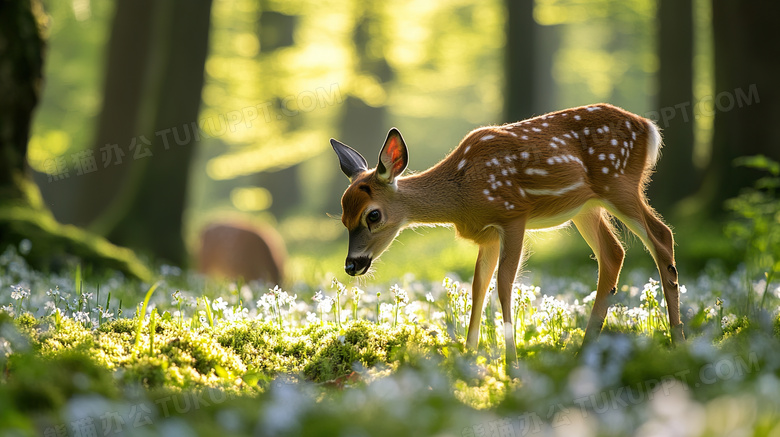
top-left (133, 281), bottom-right (161, 351)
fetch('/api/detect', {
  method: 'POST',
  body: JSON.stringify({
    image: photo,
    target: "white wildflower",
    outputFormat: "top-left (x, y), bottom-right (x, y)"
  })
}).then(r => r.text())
top-left (390, 284), bottom-right (409, 305)
top-left (212, 297), bottom-right (228, 312)
top-left (10, 284), bottom-right (29, 300)
top-left (379, 303), bottom-right (395, 323)
top-left (331, 278), bottom-right (347, 296)
top-left (73, 311), bottom-right (90, 325)
top-left (640, 279), bottom-right (659, 302)
top-left (721, 313), bottom-right (737, 329)
top-left (317, 296), bottom-right (334, 314)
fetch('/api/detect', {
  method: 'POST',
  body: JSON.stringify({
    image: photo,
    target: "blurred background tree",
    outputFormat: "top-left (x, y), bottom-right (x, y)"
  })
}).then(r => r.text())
top-left (12, 0), bottom-right (777, 283)
top-left (0, 0), bottom-right (151, 280)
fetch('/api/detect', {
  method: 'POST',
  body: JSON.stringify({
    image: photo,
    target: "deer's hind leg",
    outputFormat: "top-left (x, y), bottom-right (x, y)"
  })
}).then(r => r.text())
top-left (604, 196), bottom-right (684, 342)
top-left (573, 207), bottom-right (625, 342)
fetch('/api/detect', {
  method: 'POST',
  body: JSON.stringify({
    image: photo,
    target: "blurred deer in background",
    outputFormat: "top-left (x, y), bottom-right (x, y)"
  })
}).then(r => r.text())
top-left (331, 104), bottom-right (684, 368)
top-left (197, 221), bottom-right (286, 286)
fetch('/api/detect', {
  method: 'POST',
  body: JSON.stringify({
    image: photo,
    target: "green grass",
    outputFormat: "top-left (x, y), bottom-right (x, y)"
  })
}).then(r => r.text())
top-left (2, 235), bottom-right (780, 435)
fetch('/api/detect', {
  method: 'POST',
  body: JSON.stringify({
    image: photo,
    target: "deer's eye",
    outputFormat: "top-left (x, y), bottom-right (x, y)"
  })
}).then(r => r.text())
top-left (367, 210), bottom-right (381, 224)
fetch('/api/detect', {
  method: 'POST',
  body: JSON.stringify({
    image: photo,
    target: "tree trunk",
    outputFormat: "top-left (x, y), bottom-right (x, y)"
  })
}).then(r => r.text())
top-left (0, 0), bottom-right (151, 281)
top-left (47, 0), bottom-right (156, 228)
top-left (0, 0), bottom-right (44, 203)
top-left (104, 0), bottom-right (214, 266)
top-left (705, 0), bottom-right (780, 215)
top-left (254, 6), bottom-right (301, 218)
top-left (648, 0), bottom-right (696, 215)
top-left (504, 0), bottom-right (539, 123)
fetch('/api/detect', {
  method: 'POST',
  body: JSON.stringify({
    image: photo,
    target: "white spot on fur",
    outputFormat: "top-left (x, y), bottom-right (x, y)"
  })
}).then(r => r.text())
top-left (598, 153), bottom-right (605, 161)
top-left (584, 127), bottom-right (590, 135)
top-left (542, 123), bottom-right (549, 127)
top-left (608, 153), bottom-right (615, 160)
top-left (602, 167), bottom-right (609, 174)
top-left (521, 151), bottom-right (529, 159)
top-left (611, 139), bottom-right (618, 146)
top-left (492, 158), bottom-right (500, 166)
top-left (482, 135), bottom-right (495, 141)
top-left (464, 145), bottom-right (471, 154)
top-left (525, 179), bottom-right (585, 197)
top-left (525, 168), bottom-right (548, 176)
top-left (458, 159), bottom-right (467, 170)
top-left (603, 126), bottom-right (610, 132)
top-left (532, 127), bottom-right (542, 133)
top-left (574, 115), bottom-right (581, 120)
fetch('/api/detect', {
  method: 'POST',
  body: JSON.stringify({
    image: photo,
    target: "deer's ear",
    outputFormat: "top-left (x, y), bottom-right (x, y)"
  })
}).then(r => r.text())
top-left (376, 128), bottom-right (408, 185)
top-left (331, 138), bottom-right (368, 181)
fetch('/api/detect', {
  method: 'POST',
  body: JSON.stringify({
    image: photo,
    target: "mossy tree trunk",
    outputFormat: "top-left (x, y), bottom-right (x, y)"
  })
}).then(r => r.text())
top-left (0, 0), bottom-right (44, 205)
top-left (0, 0), bottom-right (151, 281)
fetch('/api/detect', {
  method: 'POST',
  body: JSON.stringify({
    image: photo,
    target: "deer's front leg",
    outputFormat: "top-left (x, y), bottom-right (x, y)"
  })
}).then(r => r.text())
top-left (496, 221), bottom-right (526, 368)
top-left (466, 239), bottom-right (500, 349)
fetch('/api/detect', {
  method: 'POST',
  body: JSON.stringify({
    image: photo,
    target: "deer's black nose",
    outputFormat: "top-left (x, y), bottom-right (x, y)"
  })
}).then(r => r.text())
top-left (345, 257), bottom-right (371, 276)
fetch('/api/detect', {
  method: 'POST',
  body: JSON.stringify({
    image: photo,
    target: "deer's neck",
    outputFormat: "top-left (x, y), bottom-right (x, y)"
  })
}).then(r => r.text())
top-left (396, 166), bottom-right (461, 225)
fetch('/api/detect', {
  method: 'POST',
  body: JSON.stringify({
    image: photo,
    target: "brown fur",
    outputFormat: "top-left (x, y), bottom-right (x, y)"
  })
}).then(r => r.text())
top-left (198, 222), bottom-right (286, 286)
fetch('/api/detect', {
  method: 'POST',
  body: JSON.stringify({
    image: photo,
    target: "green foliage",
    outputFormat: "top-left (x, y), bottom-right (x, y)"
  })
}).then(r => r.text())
top-left (725, 155), bottom-right (780, 311)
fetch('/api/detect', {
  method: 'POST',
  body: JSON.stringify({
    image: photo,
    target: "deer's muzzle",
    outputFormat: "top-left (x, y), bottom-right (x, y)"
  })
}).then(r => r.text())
top-left (345, 256), bottom-right (371, 276)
